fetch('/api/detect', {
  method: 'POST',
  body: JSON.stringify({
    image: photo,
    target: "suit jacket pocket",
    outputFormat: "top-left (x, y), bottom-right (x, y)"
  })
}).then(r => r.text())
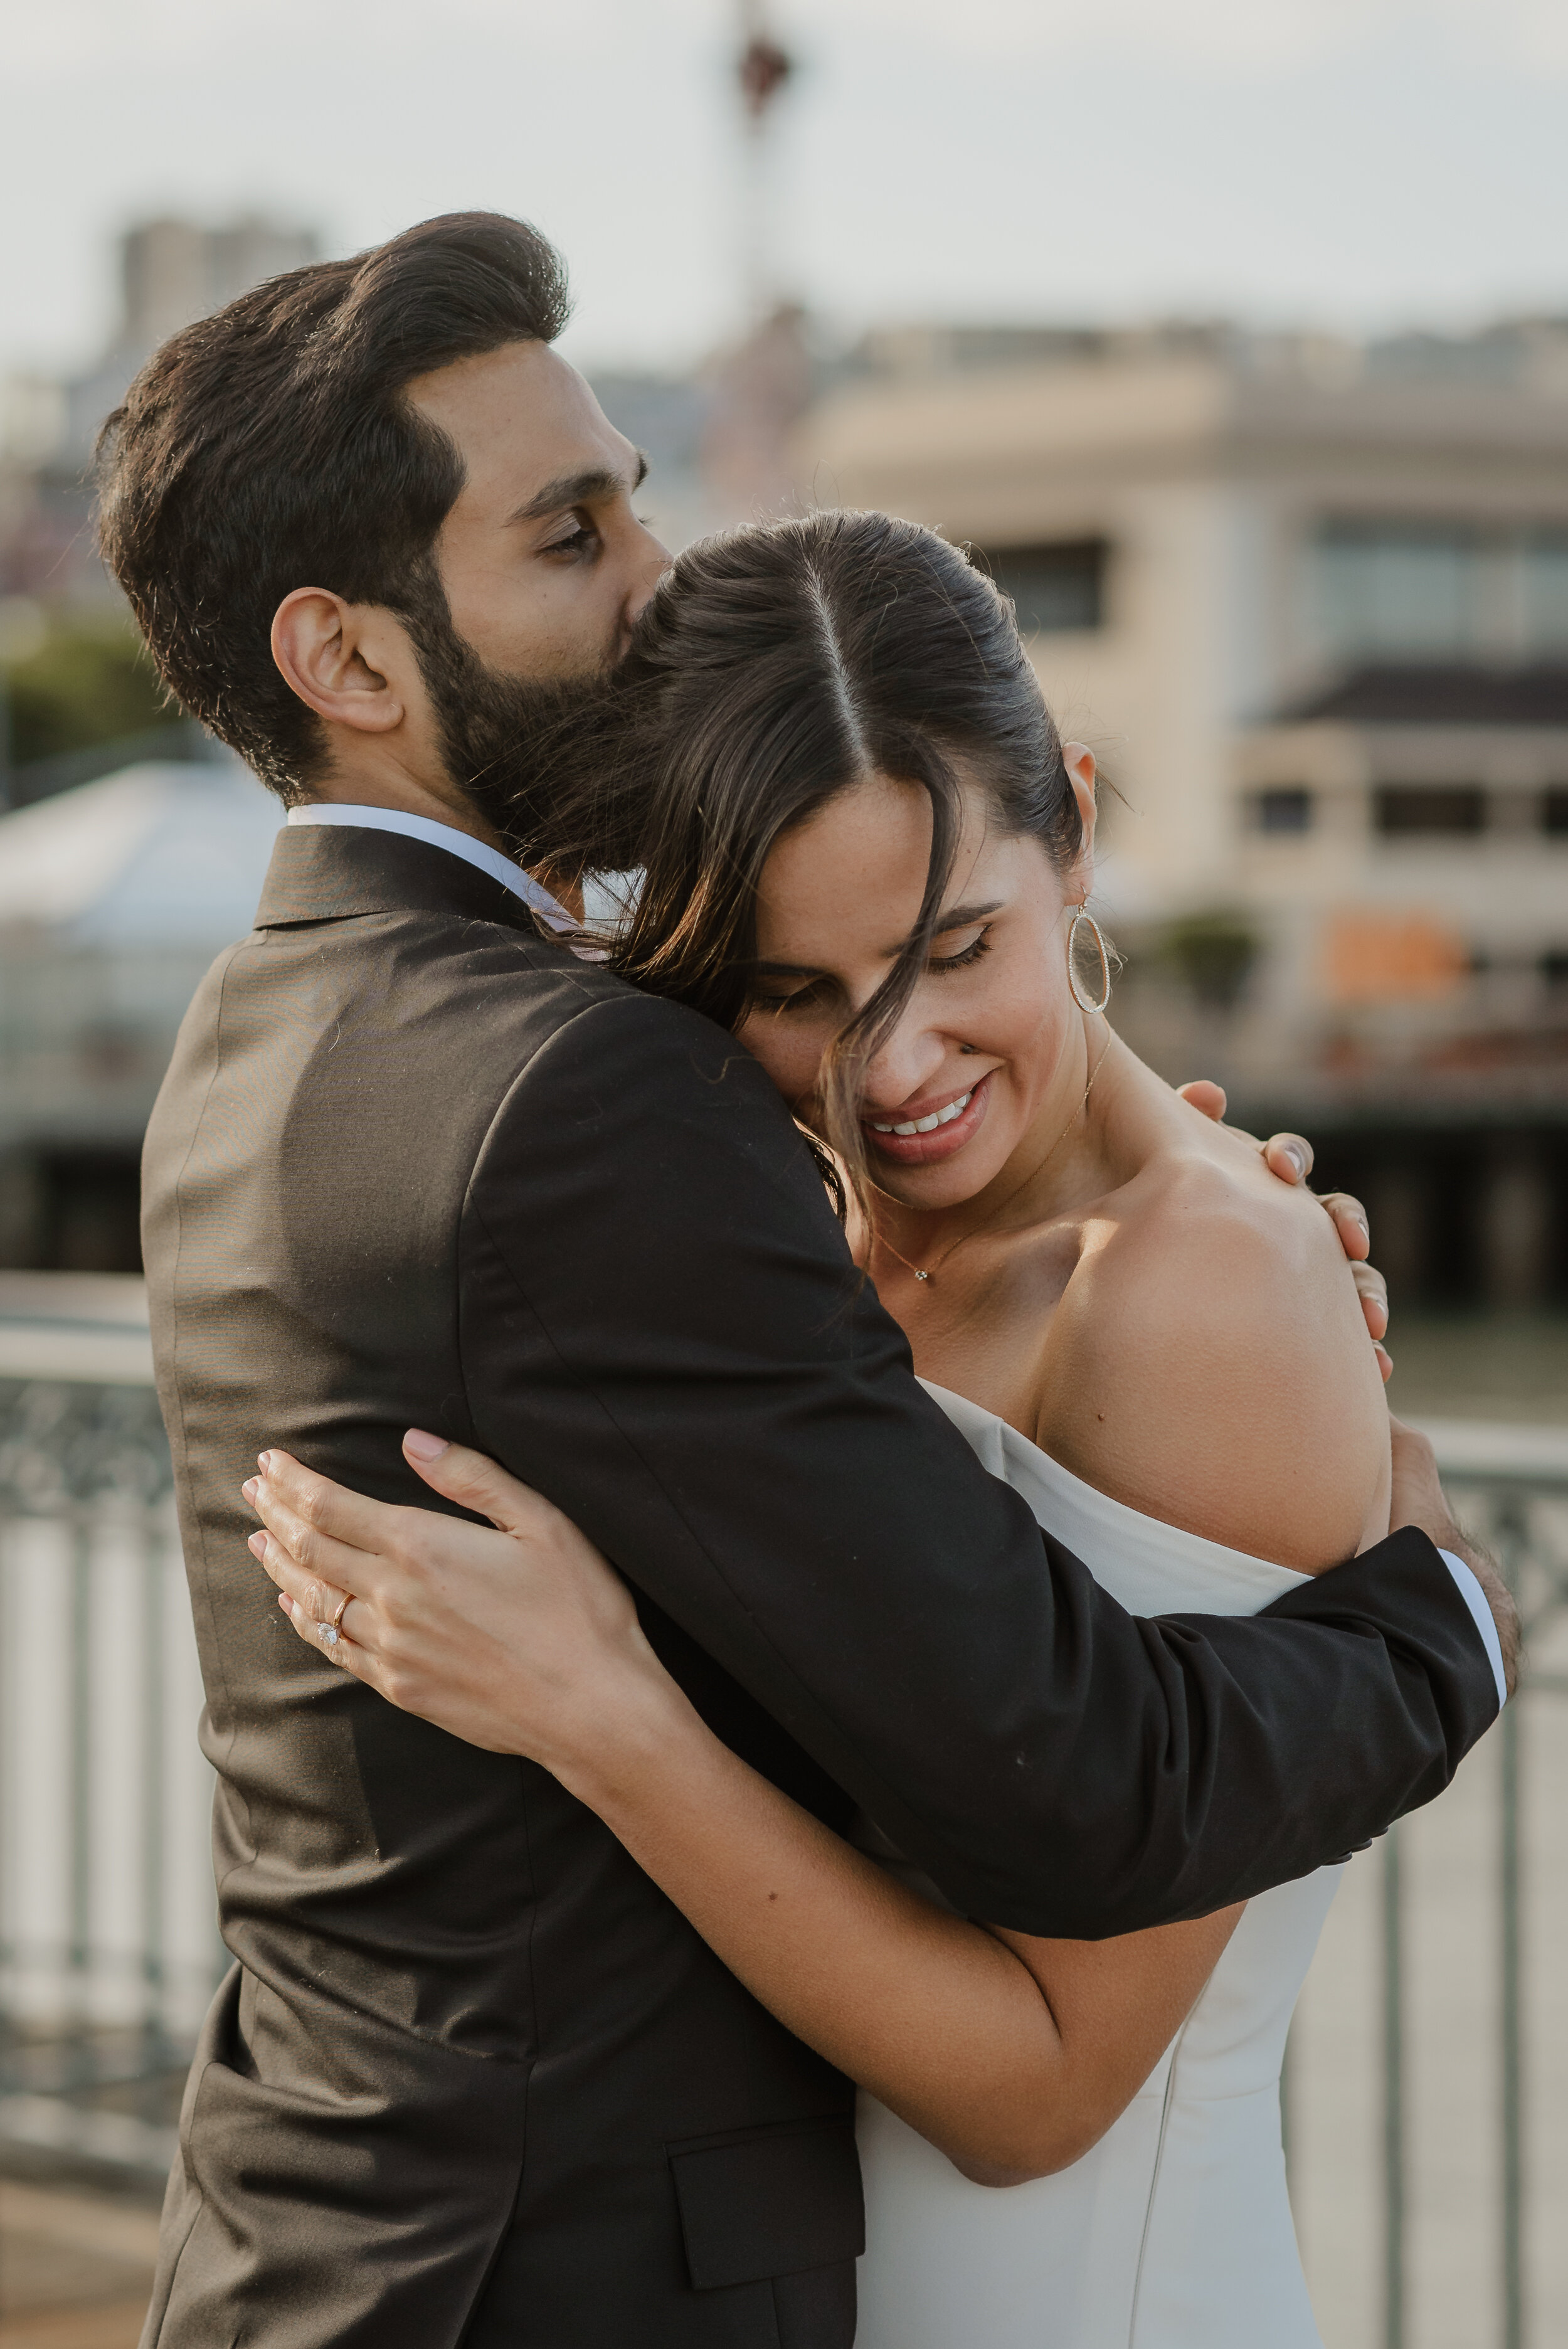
top-left (668, 2114), bottom-right (864, 2292)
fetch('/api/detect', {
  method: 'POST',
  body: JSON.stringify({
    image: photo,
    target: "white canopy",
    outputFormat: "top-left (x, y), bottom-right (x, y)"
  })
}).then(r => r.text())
top-left (0, 761), bottom-right (282, 948)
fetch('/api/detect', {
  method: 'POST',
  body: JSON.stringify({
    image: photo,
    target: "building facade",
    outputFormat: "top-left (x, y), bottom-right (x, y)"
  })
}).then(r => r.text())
top-left (793, 322), bottom-right (1568, 1303)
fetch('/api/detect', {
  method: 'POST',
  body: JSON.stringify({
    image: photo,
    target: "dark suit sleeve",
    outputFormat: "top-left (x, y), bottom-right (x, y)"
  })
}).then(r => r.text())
top-left (458, 990), bottom-right (1498, 1938)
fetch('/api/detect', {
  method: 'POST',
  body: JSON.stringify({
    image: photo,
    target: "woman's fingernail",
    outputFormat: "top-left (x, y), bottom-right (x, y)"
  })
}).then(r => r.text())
top-left (404, 1429), bottom-right (449, 1461)
top-left (278, 1591), bottom-right (291, 1615)
top-left (257, 1452), bottom-right (272, 1473)
top-left (241, 1478), bottom-right (258, 1504)
top-left (1286, 1144), bottom-right (1307, 1179)
top-left (248, 1531), bottom-right (267, 1559)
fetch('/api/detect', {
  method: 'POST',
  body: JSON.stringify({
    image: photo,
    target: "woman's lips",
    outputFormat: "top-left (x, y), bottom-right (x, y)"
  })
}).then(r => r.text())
top-left (863, 1073), bottom-right (991, 1166)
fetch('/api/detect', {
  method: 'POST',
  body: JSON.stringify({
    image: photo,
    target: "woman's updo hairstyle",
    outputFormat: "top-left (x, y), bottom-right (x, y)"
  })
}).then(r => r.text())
top-left (512, 508), bottom-right (1083, 1212)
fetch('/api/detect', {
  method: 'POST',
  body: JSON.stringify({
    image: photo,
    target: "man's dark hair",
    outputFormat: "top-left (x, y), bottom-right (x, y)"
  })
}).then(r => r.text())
top-left (95, 212), bottom-right (571, 800)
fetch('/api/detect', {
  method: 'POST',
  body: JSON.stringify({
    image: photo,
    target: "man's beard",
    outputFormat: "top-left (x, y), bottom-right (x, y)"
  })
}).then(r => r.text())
top-left (399, 572), bottom-right (617, 863)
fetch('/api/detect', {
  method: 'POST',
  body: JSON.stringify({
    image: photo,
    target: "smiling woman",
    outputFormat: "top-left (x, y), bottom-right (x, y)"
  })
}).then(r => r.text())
top-left (511, 506), bottom-right (1393, 1551)
top-left (246, 504), bottom-right (1457, 2349)
top-left (517, 510), bottom-right (1087, 1212)
top-left (250, 509), bottom-right (1412, 2348)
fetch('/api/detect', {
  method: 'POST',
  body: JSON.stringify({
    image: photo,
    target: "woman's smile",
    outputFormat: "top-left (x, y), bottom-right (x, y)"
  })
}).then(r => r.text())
top-left (863, 1072), bottom-right (993, 1167)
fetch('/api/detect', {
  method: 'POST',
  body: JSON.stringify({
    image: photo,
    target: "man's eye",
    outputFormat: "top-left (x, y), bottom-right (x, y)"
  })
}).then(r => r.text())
top-left (543, 522), bottom-right (598, 558)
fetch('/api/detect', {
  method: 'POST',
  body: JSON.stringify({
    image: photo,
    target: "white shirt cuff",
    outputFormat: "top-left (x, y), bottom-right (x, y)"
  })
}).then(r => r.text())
top-left (1438, 1549), bottom-right (1508, 1711)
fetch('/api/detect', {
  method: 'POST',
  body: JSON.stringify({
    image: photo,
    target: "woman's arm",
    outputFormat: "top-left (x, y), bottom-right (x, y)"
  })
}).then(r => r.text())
top-left (250, 1436), bottom-right (1239, 2186)
top-left (537, 1658), bottom-right (1240, 2186)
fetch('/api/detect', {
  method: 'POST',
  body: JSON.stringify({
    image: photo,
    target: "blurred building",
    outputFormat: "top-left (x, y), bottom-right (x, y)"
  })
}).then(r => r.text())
top-left (795, 319), bottom-right (1568, 1304)
top-left (1, 213), bottom-right (319, 607)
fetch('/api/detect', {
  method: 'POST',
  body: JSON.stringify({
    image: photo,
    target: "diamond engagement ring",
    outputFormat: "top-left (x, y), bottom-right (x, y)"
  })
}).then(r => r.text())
top-left (317, 1621), bottom-right (341, 1651)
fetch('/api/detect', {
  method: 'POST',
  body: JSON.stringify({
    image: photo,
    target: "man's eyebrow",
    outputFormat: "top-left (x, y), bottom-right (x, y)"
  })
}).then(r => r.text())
top-left (507, 451), bottom-right (649, 526)
top-left (753, 902), bottom-right (1004, 981)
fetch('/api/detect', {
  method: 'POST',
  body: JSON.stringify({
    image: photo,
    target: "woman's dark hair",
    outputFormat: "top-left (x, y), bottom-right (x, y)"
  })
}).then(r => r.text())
top-left (516, 509), bottom-right (1083, 1212)
top-left (95, 211), bottom-right (570, 800)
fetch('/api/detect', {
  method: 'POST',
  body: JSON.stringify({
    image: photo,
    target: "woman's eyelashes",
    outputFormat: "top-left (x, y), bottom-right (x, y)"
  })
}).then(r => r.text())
top-left (930, 925), bottom-right (992, 973)
top-left (753, 928), bottom-right (993, 1017)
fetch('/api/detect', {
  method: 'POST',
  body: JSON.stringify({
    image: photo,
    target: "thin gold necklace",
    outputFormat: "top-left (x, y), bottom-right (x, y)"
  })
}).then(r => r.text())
top-left (872, 1029), bottom-right (1113, 1286)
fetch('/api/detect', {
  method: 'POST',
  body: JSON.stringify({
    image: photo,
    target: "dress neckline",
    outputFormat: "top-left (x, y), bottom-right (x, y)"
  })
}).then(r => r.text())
top-left (918, 1376), bottom-right (1311, 1611)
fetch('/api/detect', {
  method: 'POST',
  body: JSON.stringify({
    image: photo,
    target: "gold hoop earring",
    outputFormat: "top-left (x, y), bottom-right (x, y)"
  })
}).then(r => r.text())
top-left (1067, 904), bottom-right (1111, 1014)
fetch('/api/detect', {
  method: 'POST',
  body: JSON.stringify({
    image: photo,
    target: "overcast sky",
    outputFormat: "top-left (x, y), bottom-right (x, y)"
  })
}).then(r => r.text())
top-left (1, 0), bottom-right (1566, 383)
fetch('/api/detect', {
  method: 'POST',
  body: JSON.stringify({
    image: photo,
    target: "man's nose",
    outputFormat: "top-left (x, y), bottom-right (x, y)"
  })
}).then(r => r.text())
top-left (625, 521), bottom-right (672, 626)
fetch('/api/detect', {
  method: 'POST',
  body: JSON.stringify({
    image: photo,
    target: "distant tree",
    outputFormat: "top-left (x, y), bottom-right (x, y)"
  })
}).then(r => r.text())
top-left (3, 610), bottom-right (171, 767)
top-left (1160, 909), bottom-right (1260, 1010)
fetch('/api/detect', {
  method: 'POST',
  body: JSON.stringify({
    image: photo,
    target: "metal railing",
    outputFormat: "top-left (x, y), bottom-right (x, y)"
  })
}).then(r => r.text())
top-left (0, 1340), bottom-right (220, 2178)
top-left (1373, 1425), bottom-right (1568, 2349)
top-left (0, 1330), bottom-right (1564, 2346)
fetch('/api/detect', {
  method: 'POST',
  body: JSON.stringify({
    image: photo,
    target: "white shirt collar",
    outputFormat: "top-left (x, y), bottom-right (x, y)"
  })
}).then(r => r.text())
top-left (286, 803), bottom-right (578, 933)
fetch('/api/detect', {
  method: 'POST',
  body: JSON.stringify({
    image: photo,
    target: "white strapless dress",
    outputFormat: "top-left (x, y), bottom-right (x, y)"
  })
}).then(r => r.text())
top-left (854, 1382), bottom-right (1340, 2349)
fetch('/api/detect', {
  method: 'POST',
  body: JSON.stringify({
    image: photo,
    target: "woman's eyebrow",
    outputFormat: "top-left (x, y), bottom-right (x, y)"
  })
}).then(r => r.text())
top-left (880, 898), bottom-right (1003, 958)
top-left (930, 898), bottom-right (1003, 933)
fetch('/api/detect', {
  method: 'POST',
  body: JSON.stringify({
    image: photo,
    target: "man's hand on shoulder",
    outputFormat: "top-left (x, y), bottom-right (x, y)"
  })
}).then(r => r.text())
top-left (1177, 1080), bottom-right (1390, 1381)
top-left (1389, 1418), bottom-right (1520, 1697)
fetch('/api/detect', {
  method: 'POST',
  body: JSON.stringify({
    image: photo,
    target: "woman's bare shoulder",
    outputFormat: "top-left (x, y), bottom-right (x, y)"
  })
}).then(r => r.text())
top-left (1036, 1137), bottom-right (1390, 1574)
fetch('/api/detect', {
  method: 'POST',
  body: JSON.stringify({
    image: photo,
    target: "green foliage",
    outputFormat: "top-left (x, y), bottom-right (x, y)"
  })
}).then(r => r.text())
top-left (2, 610), bottom-right (170, 767)
top-left (1158, 909), bottom-right (1260, 1010)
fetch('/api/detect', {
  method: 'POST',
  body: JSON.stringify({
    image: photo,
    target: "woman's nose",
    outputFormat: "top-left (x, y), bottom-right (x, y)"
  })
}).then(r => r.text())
top-left (863, 1024), bottom-right (948, 1115)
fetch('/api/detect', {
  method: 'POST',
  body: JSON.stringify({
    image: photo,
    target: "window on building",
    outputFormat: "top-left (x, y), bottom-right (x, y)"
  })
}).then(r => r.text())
top-left (1251, 787), bottom-right (1314, 835)
top-left (1311, 521), bottom-right (1568, 664)
top-left (1374, 785), bottom-right (1486, 837)
top-left (979, 539), bottom-right (1107, 634)
top-left (1315, 524), bottom-right (1478, 660)
top-left (1543, 787), bottom-right (1568, 836)
top-left (1523, 538), bottom-right (1568, 655)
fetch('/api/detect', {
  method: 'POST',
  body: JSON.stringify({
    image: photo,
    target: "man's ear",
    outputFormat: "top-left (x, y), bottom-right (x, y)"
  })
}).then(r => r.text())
top-left (271, 588), bottom-right (408, 736)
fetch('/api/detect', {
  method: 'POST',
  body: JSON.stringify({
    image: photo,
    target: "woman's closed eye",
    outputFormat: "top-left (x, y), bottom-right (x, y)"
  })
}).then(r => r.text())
top-left (753, 926), bottom-right (993, 1018)
top-left (929, 922), bottom-right (992, 973)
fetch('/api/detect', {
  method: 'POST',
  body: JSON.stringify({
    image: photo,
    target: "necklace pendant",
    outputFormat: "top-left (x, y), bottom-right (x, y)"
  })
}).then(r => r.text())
top-left (913, 1269), bottom-right (930, 1281)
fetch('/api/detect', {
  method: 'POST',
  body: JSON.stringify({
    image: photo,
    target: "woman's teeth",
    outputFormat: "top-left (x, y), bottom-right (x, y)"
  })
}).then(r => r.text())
top-left (869, 1091), bottom-right (972, 1138)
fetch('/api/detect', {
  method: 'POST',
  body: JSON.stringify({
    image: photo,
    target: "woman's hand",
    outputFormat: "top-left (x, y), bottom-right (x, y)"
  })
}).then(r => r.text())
top-left (1177, 1079), bottom-right (1391, 1379)
top-left (245, 1433), bottom-right (671, 1776)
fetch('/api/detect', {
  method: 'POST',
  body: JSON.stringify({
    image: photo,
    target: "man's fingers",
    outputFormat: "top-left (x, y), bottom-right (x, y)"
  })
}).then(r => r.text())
top-left (252, 1448), bottom-right (394, 1559)
top-left (1320, 1190), bottom-right (1371, 1263)
top-left (1177, 1079), bottom-right (1227, 1122)
top-left (1351, 1261), bottom-right (1389, 1340)
top-left (1262, 1132), bottom-right (1313, 1186)
top-left (403, 1429), bottom-right (556, 1536)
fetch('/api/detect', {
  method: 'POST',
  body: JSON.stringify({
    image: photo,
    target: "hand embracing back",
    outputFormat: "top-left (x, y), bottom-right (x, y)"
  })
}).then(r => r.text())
top-left (246, 1433), bottom-right (674, 1778)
